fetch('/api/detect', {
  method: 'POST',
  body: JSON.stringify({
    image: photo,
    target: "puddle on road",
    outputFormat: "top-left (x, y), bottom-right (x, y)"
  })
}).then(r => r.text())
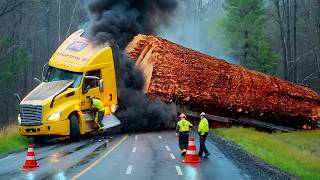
top-left (0, 135), bottom-right (113, 179)
top-left (69, 142), bottom-right (107, 168)
top-left (42, 136), bottom-right (113, 179)
top-left (184, 163), bottom-right (202, 179)
top-left (0, 142), bottom-right (96, 179)
top-left (68, 136), bottom-right (114, 169)
top-left (37, 140), bottom-right (95, 162)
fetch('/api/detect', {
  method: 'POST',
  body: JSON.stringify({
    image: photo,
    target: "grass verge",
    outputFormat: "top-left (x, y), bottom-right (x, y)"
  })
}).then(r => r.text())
top-left (213, 127), bottom-right (320, 180)
top-left (0, 125), bottom-right (30, 154)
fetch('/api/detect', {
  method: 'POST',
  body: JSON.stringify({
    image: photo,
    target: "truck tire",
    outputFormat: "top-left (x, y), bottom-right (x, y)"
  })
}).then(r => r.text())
top-left (70, 114), bottom-right (80, 142)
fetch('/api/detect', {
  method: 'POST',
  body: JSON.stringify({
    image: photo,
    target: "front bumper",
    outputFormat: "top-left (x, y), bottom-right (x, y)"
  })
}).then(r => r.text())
top-left (18, 119), bottom-right (70, 136)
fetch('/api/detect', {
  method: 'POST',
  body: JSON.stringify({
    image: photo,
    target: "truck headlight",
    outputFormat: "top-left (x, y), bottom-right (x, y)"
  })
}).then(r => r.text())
top-left (17, 114), bottom-right (21, 124)
top-left (48, 112), bottom-right (61, 121)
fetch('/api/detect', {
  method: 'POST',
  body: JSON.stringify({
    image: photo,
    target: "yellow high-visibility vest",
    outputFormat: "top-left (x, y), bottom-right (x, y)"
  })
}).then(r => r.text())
top-left (92, 98), bottom-right (104, 111)
top-left (198, 118), bottom-right (209, 135)
top-left (177, 119), bottom-right (193, 132)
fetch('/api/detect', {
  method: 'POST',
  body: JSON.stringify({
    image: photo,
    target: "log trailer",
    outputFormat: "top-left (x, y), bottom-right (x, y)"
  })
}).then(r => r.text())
top-left (127, 34), bottom-right (320, 130)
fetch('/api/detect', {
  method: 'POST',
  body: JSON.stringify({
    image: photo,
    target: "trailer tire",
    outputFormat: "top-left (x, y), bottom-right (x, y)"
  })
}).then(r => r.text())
top-left (70, 114), bottom-right (80, 142)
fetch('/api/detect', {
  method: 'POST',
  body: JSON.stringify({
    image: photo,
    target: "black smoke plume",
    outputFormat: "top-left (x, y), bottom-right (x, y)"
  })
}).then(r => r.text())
top-left (86, 0), bottom-right (178, 132)
top-left (88, 0), bottom-right (178, 49)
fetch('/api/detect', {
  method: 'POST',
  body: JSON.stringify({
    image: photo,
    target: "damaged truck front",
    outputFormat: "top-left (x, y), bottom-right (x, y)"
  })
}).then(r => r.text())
top-left (17, 30), bottom-right (119, 141)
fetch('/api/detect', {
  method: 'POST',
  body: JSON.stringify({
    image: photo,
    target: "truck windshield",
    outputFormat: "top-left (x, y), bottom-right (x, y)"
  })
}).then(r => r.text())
top-left (45, 67), bottom-right (82, 88)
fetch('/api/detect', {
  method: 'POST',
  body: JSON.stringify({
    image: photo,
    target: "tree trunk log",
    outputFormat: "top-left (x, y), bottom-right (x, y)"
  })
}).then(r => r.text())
top-left (126, 34), bottom-right (320, 128)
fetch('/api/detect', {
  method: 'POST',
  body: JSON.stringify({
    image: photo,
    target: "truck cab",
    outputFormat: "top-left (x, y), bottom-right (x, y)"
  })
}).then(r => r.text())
top-left (17, 30), bottom-right (118, 141)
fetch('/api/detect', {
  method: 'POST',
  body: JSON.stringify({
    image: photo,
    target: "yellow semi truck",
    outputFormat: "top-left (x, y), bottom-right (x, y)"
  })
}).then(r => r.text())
top-left (17, 30), bottom-right (120, 141)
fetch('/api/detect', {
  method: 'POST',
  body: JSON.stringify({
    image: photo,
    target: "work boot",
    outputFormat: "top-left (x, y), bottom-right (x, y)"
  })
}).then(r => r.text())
top-left (98, 127), bottom-right (105, 132)
top-left (204, 152), bottom-right (210, 158)
top-left (181, 149), bottom-right (186, 156)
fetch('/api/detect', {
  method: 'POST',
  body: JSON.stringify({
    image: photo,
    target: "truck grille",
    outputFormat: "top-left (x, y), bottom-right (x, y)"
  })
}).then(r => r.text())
top-left (20, 105), bottom-right (43, 126)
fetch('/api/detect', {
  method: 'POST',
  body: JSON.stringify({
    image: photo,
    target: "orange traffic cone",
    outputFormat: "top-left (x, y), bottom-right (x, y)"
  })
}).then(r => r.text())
top-left (22, 144), bottom-right (39, 171)
top-left (182, 136), bottom-right (201, 163)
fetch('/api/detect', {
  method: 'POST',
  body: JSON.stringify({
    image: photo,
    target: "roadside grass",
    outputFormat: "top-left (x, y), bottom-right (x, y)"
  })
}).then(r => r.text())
top-left (213, 127), bottom-right (320, 180)
top-left (0, 125), bottom-right (30, 154)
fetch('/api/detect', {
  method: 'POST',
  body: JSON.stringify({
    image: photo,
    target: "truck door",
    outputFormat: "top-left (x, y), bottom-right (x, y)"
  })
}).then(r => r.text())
top-left (81, 70), bottom-right (104, 110)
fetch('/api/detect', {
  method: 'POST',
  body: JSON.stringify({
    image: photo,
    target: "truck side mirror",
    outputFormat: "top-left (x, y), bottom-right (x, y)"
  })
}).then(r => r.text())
top-left (33, 77), bottom-right (42, 85)
top-left (14, 93), bottom-right (21, 102)
top-left (42, 63), bottom-right (48, 81)
top-left (99, 79), bottom-right (104, 92)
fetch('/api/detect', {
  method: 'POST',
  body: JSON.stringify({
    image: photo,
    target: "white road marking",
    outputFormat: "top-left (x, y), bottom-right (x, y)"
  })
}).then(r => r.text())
top-left (175, 165), bottom-right (183, 176)
top-left (158, 136), bottom-right (162, 139)
top-left (132, 147), bottom-right (136, 153)
top-left (165, 145), bottom-right (171, 151)
top-left (126, 165), bottom-right (133, 175)
top-left (170, 153), bottom-right (176, 159)
top-left (135, 135), bottom-right (138, 140)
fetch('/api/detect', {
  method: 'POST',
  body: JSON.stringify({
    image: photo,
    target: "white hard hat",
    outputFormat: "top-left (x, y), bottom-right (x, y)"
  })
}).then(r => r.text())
top-left (179, 113), bottom-right (186, 118)
top-left (200, 112), bottom-right (206, 116)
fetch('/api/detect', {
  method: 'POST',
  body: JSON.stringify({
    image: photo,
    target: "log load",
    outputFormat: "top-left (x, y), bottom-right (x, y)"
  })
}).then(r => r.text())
top-left (126, 34), bottom-right (320, 128)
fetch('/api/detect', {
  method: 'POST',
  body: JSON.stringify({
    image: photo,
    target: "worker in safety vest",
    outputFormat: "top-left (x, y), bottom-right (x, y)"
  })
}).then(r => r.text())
top-left (198, 112), bottom-right (210, 157)
top-left (89, 96), bottom-right (105, 131)
top-left (176, 113), bottom-right (193, 155)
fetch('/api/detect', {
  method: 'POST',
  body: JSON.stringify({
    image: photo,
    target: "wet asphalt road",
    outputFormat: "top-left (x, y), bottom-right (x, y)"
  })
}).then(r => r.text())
top-left (0, 131), bottom-right (247, 180)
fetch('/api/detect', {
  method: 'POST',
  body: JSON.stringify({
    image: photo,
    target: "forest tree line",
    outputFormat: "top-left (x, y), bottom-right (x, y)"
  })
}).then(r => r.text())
top-left (0, 0), bottom-right (319, 128)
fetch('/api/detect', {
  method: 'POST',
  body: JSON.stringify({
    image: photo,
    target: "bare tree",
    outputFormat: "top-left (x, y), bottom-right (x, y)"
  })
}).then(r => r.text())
top-left (272, 0), bottom-right (319, 92)
top-left (292, 0), bottom-right (297, 82)
top-left (274, 0), bottom-right (289, 80)
top-left (0, 0), bottom-right (24, 18)
top-left (0, 0), bottom-right (87, 127)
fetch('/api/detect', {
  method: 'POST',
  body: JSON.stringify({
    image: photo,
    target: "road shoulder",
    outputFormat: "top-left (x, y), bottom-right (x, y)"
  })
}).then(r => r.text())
top-left (208, 132), bottom-right (297, 180)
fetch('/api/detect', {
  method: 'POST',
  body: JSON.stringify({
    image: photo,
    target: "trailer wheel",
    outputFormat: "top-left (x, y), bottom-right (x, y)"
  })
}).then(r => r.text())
top-left (69, 114), bottom-right (80, 142)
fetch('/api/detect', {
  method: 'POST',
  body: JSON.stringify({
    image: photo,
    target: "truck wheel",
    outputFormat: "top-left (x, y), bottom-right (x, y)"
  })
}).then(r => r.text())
top-left (70, 114), bottom-right (80, 142)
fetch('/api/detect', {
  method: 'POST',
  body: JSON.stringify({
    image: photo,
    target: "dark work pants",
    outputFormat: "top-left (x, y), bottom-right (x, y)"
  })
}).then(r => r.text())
top-left (179, 131), bottom-right (189, 151)
top-left (198, 133), bottom-right (209, 156)
top-left (96, 110), bottom-right (105, 128)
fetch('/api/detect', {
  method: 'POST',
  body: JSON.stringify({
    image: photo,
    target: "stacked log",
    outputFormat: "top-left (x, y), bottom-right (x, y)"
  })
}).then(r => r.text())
top-left (126, 34), bottom-right (320, 128)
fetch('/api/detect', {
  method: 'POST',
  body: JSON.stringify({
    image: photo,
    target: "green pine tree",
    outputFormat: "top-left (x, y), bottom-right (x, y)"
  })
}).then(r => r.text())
top-left (222, 0), bottom-right (279, 75)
